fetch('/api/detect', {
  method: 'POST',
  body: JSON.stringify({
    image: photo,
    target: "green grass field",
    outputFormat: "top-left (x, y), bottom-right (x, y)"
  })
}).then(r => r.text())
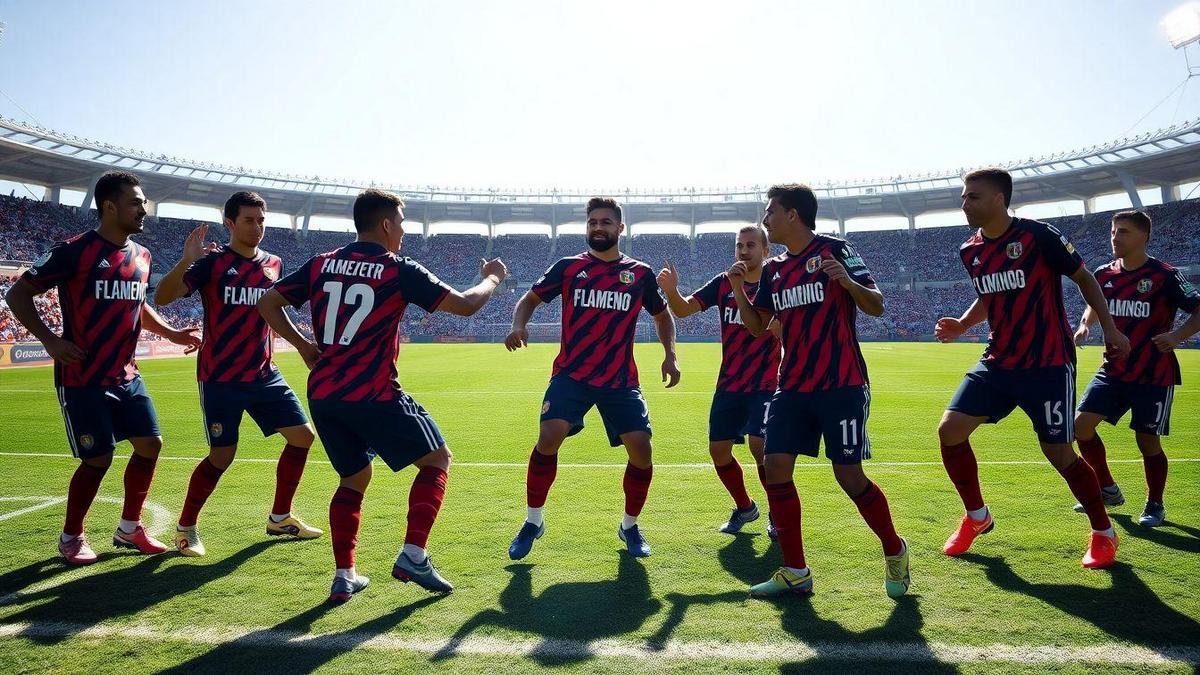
top-left (0, 342), bottom-right (1197, 674)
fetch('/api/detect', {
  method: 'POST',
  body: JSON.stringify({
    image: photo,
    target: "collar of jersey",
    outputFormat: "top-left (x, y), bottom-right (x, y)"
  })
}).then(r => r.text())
top-left (979, 216), bottom-right (1019, 243)
top-left (783, 234), bottom-right (821, 259)
top-left (584, 251), bottom-right (625, 264)
top-left (344, 241), bottom-right (389, 255)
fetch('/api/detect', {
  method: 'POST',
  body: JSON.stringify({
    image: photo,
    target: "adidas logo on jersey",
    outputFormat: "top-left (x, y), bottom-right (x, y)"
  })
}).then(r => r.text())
top-left (576, 270), bottom-right (588, 279)
top-left (225, 267), bottom-right (238, 276)
top-left (1104, 281), bottom-right (1113, 288)
top-left (772, 272), bottom-right (781, 281)
top-left (972, 257), bottom-right (981, 267)
top-left (97, 259), bottom-right (111, 269)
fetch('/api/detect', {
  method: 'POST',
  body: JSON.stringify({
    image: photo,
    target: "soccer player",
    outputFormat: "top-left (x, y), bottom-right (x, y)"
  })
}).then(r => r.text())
top-left (656, 225), bottom-right (781, 536)
top-left (1071, 209), bottom-right (1200, 527)
top-left (3, 171), bottom-right (201, 565)
top-left (734, 184), bottom-right (910, 599)
top-left (504, 197), bottom-right (680, 560)
top-left (257, 188), bottom-right (507, 603)
top-left (155, 191), bottom-right (320, 556)
top-left (934, 168), bottom-right (1131, 569)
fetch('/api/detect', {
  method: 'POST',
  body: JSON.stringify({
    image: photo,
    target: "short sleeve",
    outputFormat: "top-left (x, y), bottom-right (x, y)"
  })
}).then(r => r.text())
top-left (692, 274), bottom-right (723, 311)
top-left (273, 257), bottom-right (316, 308)
top-left (752, 262), bottom-right (776, 314)
top-left (397, 258), bottom-right (452, 312)
top-left (1167, 269), bottom-right (1200, 314)
top-left (21, 242), bottom-right (78, 293)
top-left (531, 259), bottom-right (570, 303)
top-left (833, 240), bottom-right (877, 289)
top-left (642, 270), bottom-right (667, 316)
top-left (181, 253), bottom-right (217, 297)
top-left (1035, 223), bottom-right (1084, 276)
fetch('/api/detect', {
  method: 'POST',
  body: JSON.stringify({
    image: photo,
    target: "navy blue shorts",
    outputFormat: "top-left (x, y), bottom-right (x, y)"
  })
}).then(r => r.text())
top-left (540, 375), bottom-right (651, 447)
top-left (57, 376), bottom-right (160, 459)
top-left (764, 385), bottom-right (872, 464)
top-left (1078, 372), bottom-right (1174, 436)
top-left (948, 362), bottom-right (1077, 444)
top-left (310, 394), bottom-right (446, 478)
top-left (199, 371), bottom-right (308, 447)
top-left (709, 390), bottom-right (772, 443)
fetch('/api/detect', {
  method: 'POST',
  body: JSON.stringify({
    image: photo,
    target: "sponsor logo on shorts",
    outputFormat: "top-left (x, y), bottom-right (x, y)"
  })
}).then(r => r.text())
top-left (541, 401), bottom-right (551, 414)
top-left (1006, 242), bottom-right (1023, 259)
top-left (79, 434), bottom-right (94, 450)
top-left (209, 422), bottom-right (223, 438)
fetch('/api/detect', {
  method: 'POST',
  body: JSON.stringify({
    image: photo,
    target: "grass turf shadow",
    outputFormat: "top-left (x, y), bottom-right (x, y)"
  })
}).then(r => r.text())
top-left (1111, 513), bottom-right (1200, 555)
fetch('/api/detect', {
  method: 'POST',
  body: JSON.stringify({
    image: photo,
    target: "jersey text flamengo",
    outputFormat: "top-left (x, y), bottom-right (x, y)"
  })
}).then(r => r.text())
top-left (273, 242), bottom-right (450, 402)
top-left (183, 246), bottom-right (283, 383)
top-left (960, 217), bottom-right (1084, 369)
top-left (1094, 258), bottom-right (1200, 386)
top-left (693, 275), bottom-right (780, 392)
top-left (20, 230), bottom-right (150, 388)
top-left (531, 252), bottom-right (667, 389)
top-left (752, 234), bottom-right (874, 393)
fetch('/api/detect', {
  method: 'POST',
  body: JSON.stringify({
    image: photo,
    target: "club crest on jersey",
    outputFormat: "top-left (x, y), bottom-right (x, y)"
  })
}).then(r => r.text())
top-left (1138, 279), bottom-right (1153, 293)
top-left (1006, 242), bottom-right (1023, 259)
top-left (209, 422), bottom-right (223, 438)
top-left (541, 401), bottom-right (550, 414)
top-left (79, 434), bottom-right (94, 450)
top-left (263, 266), bottom-right (277, 281)
top-left (619, 270), bottom-right (634, 284)
top-left (806, 256), bottom-right (821, 273)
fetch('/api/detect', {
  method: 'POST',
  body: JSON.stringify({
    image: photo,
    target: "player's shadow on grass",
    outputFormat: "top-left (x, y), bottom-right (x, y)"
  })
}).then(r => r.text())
top-left (3, 540), bottom-right (277, 645)
top-left (1111, 513), bottom-right (1200, 554)
top-left (650, 533), bottom-right (958, 674)
top-left (155, 594), bottom-right (444, 674)
top-left (432, 552), bottom-right (662, 666)
top-left (0, 552), bottom-right (120, 606)
top-left (961, 553), bottom-right (1200, 648)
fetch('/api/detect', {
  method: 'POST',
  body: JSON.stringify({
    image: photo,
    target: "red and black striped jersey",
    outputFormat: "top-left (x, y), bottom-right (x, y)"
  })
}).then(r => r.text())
top-left (1094, 258), bottom-right (1200, 386)
top-left (752, 234), bottom-right (874, 393)
top-left (693, 275), bottom-right (780, 393)
top-left (183, 246), bottom-right (283, 383)
top-left (20, 230), bottom-right (151, 387)
top-left (531, 253), bottom-right (667, 389)
top-left (273, 242), bottom-right (450, 402)
top-left (960, 217), bottom-right (1084, 370)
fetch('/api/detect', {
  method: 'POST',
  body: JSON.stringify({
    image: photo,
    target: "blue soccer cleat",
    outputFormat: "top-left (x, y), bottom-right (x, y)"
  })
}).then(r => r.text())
top-left (329, 574), bottom-right (369, 604)
top-left (1138, 501), bottom-right (1165, 527)
top-left (719, 502), bottom-right (761, 534)
top-left (508, 521), bottom-right (545, 560)
top-left (618, 523), bottom-right (651, 557)
top-left (392, 552), bottom-right (454, 593)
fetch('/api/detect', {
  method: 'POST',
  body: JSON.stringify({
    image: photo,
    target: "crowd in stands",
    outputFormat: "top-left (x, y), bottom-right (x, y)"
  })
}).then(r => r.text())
top-left (2, 192), bottom-right (1198, 346)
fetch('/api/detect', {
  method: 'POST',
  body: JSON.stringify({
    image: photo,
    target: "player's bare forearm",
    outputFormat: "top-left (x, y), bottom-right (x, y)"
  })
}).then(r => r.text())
top-left (846, 282), bottom-right (885, 317)
top-left (1173, 311), bottom-right (1200, 342)
top-left (1072, 268), bottom-right (1119, 333)
top-left (959, 299), bottom-right (986, 328)
top-left (733, 286), bottom-right (768, 336)
top-left (154, 258), bottom-right (192, 305)
top-left (3, 280), bottom-right (57, 344)
top-left (510, 291), bottom-right (541, 330)
top-left (664, 286), bottom-right (701, 318)
top-left (257, 290), bottom-right (311, 351)
top-left (653, 309), bottom-right (677, 356)
top-left (1079, 305), bottom-right (1097, 327)
top-left (440, 276), bottom-right (501, 317)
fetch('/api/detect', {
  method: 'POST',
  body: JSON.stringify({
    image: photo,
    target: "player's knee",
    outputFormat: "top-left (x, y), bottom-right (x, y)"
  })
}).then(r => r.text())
top-left (708, 442), bottom-right (733, 464)
top-left (82, 454), bottom-right (113, 470)
top-left (1135, 433), bottom-right (1163, 457)
top-left (417, 445), bottom-right (453, 471)
top-left (937, 413), bottom-right (970, 445)
top-left (132, 436), bottom-right (163, 457)
top-left (763, 455), bottom-right (792, 484)
top-left (287, 424), bottom-right (315, 448)
top-left (832, 463), bottom-right (868, 496)
top-left (208, 445), bottom-right (236, 470)
top-left (1073, 414), bottom-right (1099, 440)
top-left (1040, 443), bottom-right (1076, 469)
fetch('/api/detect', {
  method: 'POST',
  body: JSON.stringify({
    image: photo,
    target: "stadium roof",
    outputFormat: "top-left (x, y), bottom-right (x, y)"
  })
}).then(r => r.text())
top-left (2, 115), bottom-right (1199, 232)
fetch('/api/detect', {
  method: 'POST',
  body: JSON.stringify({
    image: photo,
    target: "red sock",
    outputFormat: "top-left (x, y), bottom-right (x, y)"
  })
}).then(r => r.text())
top-left (1144, 451), bottom-right (1168, 503)
top-left (405, 466), bottom-right (448, 549)
top-left (756, 464), bottom-right (768, 491)
top-left (765, 481), bottom-right (805, 569)
top-left (179, 458), bottom-right (225, 527)
top-left (1059, 457), bottom-right (1111, 531)
top-left (272, 444), bottom-right (308, 515)
top-left (623, 463), bottom-right (653, 517)
top-left (329, 486), bottom-right (363, 570)
top-left (526, 448), bottom-right (557, 508)
top-left (715, 458), bottom-right (752, 510)
top-left (121, 453), bottom-right (157, 523)
top-left (1078, 435), bottom-right (1114, 487)
top-left (64, 462), bottom-right (108, 536)
top-left (851, 482), bottom-right (903, 556)
top-left (941, 441), bottom-right (984, 512)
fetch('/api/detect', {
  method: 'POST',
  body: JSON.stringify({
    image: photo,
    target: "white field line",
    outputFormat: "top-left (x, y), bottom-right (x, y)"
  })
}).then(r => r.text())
top-left (0, 621), bottom-right (1195, 666)
top-left (0, 450), bottom-right (1195, 469)
top-left (0, 497), bottom-right (65, 522)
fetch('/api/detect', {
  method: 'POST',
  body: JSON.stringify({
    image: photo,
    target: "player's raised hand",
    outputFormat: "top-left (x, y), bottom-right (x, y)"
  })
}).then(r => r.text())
top-left (821, 255), bottom-right (851, 288)
top-left (505, 326), bottom-right (529, 351)
top-left (656, 261), bottom-right (679, 293)
top-left (662, 354), bottom-right (681, 388)
top-left (481, 257), bottom-right (508, 283)
top-left (727, 261), bottom-right (748, 289)
top-left (1073, 323), bottom-right (1090, 346)
top-left (45, 334), bottom-right (86, 366)
top-left (1151, 330), bottom-right (1183, 353)
top-left (299, 341), bottom-right (321, 369)
top-left (183, 224), bottom-right (218, 263)
top-left (934, 317), bottom-right (965, 343)
top-left (170, 326), bottom-right (203, 354)
top-left (1105, 328), bottom-right (1132, 361)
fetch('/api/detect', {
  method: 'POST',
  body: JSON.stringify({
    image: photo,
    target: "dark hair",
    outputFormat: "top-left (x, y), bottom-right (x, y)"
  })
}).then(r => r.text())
top-left (94, 171), bottom-right (141, 214)
top-left (963, 168), bottom-right (1013, 207)
top-left (766, 184), bottom-right (818, 229)
top-left (738, 224), bottom-right (769, 247)
top-left (586, 196), bottom-right (622, 222)
top-left (223, 191), bottom-right (267, 222)
top-left (1112, 209), bottom-right (1152, 235)
top-left (352, 189), bottom-right (404, 233)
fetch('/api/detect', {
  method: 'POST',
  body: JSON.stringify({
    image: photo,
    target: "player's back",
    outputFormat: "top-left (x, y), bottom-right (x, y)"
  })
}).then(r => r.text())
top-left (274, 241), bottom-right (450, 402)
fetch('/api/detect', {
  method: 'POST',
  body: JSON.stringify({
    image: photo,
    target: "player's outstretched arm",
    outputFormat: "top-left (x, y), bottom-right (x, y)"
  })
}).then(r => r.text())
top-left (155, 224), bottom-right (219, 305)
top-left (257, 289), bottom-right (320, 369)
top-left (652, 308), bottom-right (681, 388)
top-left (3, 280), bottom-right (84, 364)
top-left (935, 298), bottom-right (985, 343)
top-left (1071, 267), bottom-right (1131, 360)
top-left (439, 258), bottom-right (507, 317)
top-left (656, 261), bottom-right (701, 318)
top-left (140, 304), bottom-right (202, 354)
top-left (505, 290), bottom-right (542, 351)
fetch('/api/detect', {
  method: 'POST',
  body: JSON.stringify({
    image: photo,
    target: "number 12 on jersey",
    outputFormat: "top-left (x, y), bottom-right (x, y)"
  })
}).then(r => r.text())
top-left (322, 281), bottom-right (375, 346)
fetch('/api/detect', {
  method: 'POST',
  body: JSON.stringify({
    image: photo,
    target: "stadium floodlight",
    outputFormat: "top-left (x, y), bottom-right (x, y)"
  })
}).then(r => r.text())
top-left (1163, 3), bottom-right (1200, 49)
